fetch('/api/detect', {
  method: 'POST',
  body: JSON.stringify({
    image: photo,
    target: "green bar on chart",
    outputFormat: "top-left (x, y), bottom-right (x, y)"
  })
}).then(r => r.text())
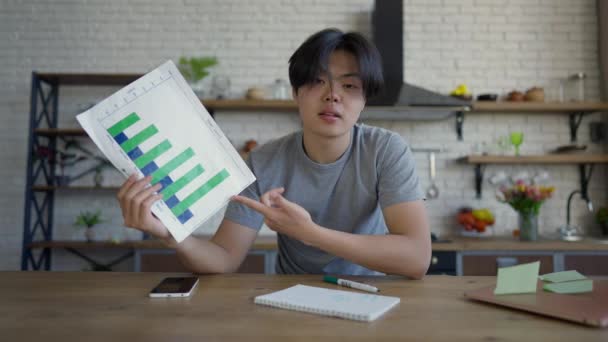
top-left (171, 169), bottom-right (230, 217)
top-left (152, 148), bottom-right (195, 183)
top-left (108, 112), bottom-right (140, 137)
top-left (161, 164), bottom-right (205, 199)
top-left (134, 140), bottom-right (172, 169)
top-left (120, 125), bottom-right (158, 153)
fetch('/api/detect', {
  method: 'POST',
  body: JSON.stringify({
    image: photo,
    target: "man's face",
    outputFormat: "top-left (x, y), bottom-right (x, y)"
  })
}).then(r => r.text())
top-left (293, 50), bottom-right (365, 140)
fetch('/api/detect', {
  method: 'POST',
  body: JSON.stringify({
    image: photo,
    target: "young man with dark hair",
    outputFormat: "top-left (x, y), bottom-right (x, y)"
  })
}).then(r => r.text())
top-left (117, 28), bottom-right (431, 278)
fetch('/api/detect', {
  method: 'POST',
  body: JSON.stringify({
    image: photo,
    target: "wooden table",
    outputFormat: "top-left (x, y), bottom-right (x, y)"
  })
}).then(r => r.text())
top-left (0, 272), bottom-right (605, 341)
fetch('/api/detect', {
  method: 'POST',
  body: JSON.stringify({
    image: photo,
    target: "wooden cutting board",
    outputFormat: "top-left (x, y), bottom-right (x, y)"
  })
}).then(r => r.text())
top-left (464, 280), bottom-right (608, 328)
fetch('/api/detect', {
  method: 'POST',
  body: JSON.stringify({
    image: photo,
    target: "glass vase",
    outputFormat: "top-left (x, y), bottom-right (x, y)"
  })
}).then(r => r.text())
top-left (85, 228), bottom-right (95, 243)
top-left (518, 212), bottom-right (538, 241)
top-left (190, 79), bottom-right (206, 99)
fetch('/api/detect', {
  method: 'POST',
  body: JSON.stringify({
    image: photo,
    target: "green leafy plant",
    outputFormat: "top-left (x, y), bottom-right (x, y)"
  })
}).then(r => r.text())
top-left (74, 210), bottom-right (104, 228)
top-left (597, 207), bottom-right (608, 224)
top-left (178, 56), bottom-right (218, 83)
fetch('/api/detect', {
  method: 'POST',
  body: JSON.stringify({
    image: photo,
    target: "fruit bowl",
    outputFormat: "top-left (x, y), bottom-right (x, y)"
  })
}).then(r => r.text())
top-left (457, 207), bottom-right (495, 238)
top-left (460, 227), bottom-right (495, 238)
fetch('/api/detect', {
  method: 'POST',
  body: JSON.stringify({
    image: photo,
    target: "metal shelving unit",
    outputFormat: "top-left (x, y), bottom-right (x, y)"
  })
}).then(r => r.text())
top-left (21, 72), bottom-right (140, 270)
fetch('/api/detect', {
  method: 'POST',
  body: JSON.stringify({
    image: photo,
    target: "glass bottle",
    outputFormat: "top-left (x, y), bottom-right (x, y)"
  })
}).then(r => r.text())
top-left (272, 79), bottom-right (290, 100)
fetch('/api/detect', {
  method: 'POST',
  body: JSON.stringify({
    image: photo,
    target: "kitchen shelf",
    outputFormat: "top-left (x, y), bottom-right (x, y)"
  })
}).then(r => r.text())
top-left (31, 100), bottom-right (607, 141)
top-left (31, 185), bottom-right (120, 192)
top-left (35, 128), bottom-right (87, 137)
top-left (461, 154), bottom-right (608, 199)
top-left (29, 236), bottom-right (278, 251)
top-left (202, 99), bottom-right (608, 141)
top-left (28, 237), bottom-right (278, 271)
top-left (203, 99), bottom-right (297, 111)
top-left (29, 240), bottom-right (151, 249)
top-left (462, 154), bottom-right (608, 164)
top-left (202, 99), bottom-right (470, 121)
top-left (37, 73), bottom-right (142, 86)
top-left (469, 101), bottom-right (608, 142)
top-left (28, 240), bottom-right (154, 271)
top-left (471, 101), bottom-right (608, 113)
top-left (202, 99), bottom-right (608, 113)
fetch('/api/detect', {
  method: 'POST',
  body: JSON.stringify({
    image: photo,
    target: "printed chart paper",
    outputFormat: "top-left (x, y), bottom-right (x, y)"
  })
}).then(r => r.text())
top-left (77, 60), bottom-right (256, 242)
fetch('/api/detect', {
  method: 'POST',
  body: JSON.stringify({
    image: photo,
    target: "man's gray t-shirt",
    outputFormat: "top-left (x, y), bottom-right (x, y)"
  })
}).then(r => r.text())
top-left (224, 123), bottom-right (424, 275)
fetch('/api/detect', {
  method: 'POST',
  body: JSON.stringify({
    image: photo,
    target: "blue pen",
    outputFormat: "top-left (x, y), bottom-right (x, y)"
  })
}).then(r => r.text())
top-left (323, 276), bottom-right (379, 293)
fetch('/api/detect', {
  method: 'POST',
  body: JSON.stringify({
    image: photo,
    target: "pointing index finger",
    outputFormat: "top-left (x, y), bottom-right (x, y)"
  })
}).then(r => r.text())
top-left (231, 195), bottom-right (273, 217)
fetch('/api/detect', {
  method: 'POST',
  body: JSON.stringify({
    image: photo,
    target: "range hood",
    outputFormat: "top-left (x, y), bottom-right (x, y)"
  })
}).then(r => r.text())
top-left (362, 0), bottom-right (471, 120)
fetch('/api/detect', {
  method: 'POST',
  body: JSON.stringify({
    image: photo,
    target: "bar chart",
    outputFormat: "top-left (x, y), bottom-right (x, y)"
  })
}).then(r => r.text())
top-left (107, 111), bottom-right (230, 224)
top-left (77, 60), bottom-right (255, 242)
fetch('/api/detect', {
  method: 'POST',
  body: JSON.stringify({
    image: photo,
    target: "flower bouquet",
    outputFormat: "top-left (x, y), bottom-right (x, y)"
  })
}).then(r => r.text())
top-left (497, 180), bottom-right (555, 241)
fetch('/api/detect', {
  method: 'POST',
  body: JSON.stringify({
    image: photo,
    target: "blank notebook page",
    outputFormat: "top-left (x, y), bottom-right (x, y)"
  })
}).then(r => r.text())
top-left (254, 284), bottom-right (400, 322)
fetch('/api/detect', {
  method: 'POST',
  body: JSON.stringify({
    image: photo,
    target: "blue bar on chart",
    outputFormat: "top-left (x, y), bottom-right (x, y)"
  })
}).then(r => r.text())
top-left (141, 162), bottom-right (159, 176)
top-left (127, 147), bottom-right (143, 160)
top-left (165, 195), bottom-right (179, 208)
top-left (157, 175), bottom-right (174, 192)
top-left (114, 132), bottom-right (128, 145)
top-left (177, 210), bottom-right (193, 224)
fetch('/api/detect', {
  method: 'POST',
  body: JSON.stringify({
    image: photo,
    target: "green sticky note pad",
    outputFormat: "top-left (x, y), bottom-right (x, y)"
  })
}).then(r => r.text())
top-left (494, 261), bottom-right (540, 295)
top-left (543, 279), bottom-right (593, 294)
top-left (539, 270), bottom-right (586, 283)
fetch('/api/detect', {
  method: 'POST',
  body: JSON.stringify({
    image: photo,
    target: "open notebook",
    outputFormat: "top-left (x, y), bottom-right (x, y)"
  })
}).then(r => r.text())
top-left (254, 284), bottom-right (400, 322)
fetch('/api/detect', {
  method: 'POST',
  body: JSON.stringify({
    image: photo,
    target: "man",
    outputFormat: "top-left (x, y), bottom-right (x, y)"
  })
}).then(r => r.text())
top-left (117, 28), bottom-right (431, 278)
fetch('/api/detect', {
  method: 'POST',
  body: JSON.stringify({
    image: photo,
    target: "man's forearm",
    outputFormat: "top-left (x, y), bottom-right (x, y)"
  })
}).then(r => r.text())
top-left (164, 236), bottom-right (234, 274)
top-left (308, 225), bottom-right (431, 278)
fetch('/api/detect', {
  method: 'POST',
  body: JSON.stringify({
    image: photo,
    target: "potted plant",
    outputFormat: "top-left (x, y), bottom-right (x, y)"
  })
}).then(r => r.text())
top-left (74, 210), bottom-right (104, 242)
top-left (178, 56), bottom-right (218, 97)
top-left (597, 207), bottom-right (608, 236)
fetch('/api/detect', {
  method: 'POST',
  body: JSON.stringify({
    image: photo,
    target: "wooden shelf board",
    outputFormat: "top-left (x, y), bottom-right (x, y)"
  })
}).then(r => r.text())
top-left (28, 237), bottom-right (608, 252)
top-left (203, 99), bottom-right (608, 113)
top-left (29, 240), bottom-right (150, 249)
top-left (35, 128), bottom-right (87, 136)
top-left (202, 99), bottom-right (297, 111)
top-left (29, 71), bottom-right (608, 113)
top-left (29, 236), bottom-right (278, 251)
top-left (462, 154), bottom-right (608, 164)
top-left (33, 101), bottom-right (608, 118)
top-left (471, 101), bottom-right (608, 113)
top-left (36, 73), bottom-right (142, 86)
top-left (32, 186), bottom-right (120, 192)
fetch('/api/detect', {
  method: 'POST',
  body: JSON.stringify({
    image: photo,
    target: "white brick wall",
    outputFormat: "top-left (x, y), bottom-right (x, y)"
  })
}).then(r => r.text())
top-left (1, 0), bottom-right (605, 270)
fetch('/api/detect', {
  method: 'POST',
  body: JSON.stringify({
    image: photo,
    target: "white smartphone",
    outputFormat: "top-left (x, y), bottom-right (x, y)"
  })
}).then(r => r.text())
top-left (148, 276), bottom-right (199, 298)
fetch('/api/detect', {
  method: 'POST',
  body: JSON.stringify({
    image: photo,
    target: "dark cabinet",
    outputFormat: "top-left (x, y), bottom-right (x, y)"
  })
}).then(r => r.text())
top-left (462, 254), bottom-right (553, 276)
top-left (427, 251), bottom-right (456, 275)
top-left (564, 255), bottom-right (608, 276)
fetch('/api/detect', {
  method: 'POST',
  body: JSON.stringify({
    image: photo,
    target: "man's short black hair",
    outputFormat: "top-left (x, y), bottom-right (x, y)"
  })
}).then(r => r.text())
top-left (288, 28), bottom-right (384, 99)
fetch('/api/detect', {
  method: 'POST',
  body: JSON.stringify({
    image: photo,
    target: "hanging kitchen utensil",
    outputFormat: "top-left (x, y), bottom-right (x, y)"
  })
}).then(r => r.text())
top-left (426, 152), bottom-right (439, 199)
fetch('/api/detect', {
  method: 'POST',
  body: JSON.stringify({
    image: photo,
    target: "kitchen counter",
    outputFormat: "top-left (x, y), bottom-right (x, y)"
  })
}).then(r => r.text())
top-left (35, 235), bottom-right (606, 252)
top-left (432, 236), bottom-right (608, 251)
top-left (429, 236), bottom-right (608, 276)
top-left (32, 236), bottom-right (607, 275)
